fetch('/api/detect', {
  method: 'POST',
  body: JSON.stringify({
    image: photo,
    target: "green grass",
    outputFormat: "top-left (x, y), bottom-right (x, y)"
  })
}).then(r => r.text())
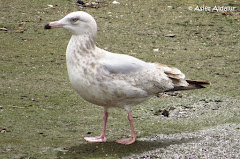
top-left (0, 0), bottom-right (240, 158)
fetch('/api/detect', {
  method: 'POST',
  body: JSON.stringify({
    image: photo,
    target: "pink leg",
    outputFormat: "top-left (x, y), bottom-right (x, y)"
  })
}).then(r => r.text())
top-left (115, 111), bottom-right (136, 145)
top-left (84, 108), bottom-right (108, 143)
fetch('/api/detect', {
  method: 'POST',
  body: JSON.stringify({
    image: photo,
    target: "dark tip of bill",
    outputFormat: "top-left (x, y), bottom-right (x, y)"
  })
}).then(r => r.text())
top-left (44, 24), bottom-right (51, 29)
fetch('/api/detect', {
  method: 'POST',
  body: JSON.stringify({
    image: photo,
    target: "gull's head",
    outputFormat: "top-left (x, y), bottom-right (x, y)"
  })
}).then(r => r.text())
top-left (44, 11), bottom-right (97, 36)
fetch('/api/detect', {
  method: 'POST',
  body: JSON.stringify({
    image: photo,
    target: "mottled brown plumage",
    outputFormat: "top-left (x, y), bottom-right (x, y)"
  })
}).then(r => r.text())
top-left (45, 11), bottom-right (210, 145)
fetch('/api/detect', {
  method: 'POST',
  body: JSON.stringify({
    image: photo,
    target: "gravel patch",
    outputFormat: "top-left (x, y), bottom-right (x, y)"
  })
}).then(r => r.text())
top-left (127, 123), bottom-right (240, 159)
top-left (154, 94), bottom-right (239, 119)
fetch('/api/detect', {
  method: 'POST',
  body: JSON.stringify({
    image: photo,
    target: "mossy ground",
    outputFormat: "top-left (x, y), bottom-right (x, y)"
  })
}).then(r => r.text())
top-left (0, 0), bottom-right (239, 158)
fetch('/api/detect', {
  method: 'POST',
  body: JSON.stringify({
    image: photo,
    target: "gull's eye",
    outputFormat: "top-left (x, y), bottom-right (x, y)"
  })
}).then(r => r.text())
top-left (71, 17), bottom-right (79, 23)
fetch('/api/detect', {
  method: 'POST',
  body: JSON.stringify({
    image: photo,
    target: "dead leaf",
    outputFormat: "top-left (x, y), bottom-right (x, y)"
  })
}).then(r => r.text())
top-left (14, 29), bottom-right (24, 33)
top-left (76, 0), bottom-right (102, 8)
top-left (0, 27), bottom-right (8, 31)
top-left (18, 22), bottom-right (24, 27)
top-left (1, 129), bottom-right (6, 133)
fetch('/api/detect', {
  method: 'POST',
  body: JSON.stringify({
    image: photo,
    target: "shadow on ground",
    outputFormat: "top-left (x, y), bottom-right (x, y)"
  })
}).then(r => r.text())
top-left (56, 137), bottom-right (197, 158)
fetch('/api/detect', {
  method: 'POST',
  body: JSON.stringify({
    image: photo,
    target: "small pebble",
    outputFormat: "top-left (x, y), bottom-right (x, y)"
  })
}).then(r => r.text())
top-left (165, 34), bottom-right (176, 38)
top-left (112, 1), bottom-right (120, 5)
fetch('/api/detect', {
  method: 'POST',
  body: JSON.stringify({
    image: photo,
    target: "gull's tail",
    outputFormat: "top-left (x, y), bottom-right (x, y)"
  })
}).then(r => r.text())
top-left (165, 80), bottom-right (211, 92)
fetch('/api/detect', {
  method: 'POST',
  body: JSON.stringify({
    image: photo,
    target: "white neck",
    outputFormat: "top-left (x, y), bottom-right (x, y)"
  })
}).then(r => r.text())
top-left (69, 34), bottom-right (96, 56)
